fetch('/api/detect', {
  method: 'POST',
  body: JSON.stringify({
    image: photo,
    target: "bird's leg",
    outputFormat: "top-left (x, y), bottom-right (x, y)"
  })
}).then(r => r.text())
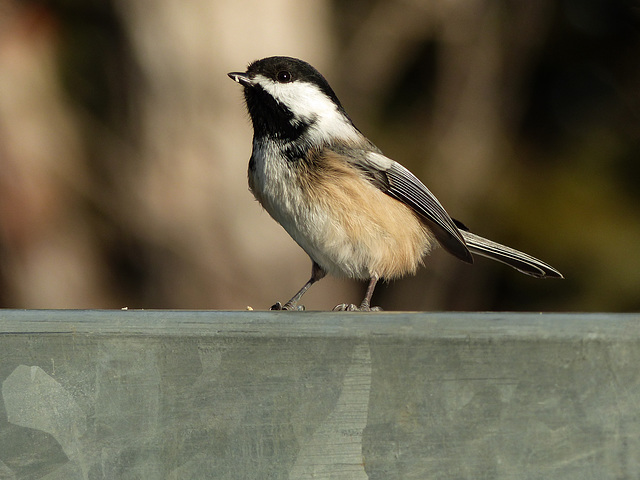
top-left (359, 274), bottom-right (381, 310)
top-left (333, 274), bottom-right (382, 312)
top-left (271, 262), bottom-right (326, 311)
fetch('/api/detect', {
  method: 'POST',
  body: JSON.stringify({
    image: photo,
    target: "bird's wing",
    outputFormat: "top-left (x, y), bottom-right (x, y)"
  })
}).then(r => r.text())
top-left (337, 147), bottom-right (472, 263)
top-left (328, 146), bottom-right (563, 278)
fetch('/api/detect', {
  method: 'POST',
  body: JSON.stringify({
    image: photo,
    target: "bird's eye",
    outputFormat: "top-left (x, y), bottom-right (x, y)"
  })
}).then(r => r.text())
top-left (276, 71), bottom-right (292, 83)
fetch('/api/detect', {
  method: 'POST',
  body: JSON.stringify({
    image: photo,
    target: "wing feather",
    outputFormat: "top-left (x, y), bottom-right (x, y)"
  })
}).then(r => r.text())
top-left (326, 146), bottom-right (563, 278)
top-left (337, 148), bottom-right (472, 263)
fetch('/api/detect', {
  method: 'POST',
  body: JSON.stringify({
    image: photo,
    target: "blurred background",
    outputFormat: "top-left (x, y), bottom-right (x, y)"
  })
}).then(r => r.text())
top-left (0, 0), bottom-right (638, 311)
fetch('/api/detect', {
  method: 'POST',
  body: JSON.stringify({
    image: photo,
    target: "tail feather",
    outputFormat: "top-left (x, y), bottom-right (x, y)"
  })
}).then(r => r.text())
top-left (461, 230), bottom-right (563, 279)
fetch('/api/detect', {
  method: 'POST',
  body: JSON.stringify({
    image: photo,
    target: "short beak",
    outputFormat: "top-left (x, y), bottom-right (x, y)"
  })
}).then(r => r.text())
top-left (228, 71), bottom-right (254, 88)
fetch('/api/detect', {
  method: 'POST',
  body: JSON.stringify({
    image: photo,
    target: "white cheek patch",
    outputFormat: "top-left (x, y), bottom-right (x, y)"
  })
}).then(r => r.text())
top-left (255, 74), bottom-right (361, 144)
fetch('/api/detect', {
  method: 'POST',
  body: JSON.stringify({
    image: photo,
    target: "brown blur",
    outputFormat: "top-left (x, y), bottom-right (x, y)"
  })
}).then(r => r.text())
top-left (1, 0), bottom-right (638, 311)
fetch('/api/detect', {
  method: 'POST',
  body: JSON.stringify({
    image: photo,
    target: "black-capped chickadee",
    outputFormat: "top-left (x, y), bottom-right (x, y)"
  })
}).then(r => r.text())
top-left (228, 56), bottom-right (562, 311)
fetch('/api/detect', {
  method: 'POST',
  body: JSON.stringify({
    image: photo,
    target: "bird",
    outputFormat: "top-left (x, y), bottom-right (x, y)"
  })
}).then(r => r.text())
top-left (228, 56), bottom-right (562, 311)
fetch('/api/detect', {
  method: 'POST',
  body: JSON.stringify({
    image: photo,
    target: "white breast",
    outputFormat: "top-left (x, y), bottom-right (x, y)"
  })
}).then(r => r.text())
top-left (249, 140), bottom-right (347, 275)
top-left (248, 140), bottom-right (432, 280)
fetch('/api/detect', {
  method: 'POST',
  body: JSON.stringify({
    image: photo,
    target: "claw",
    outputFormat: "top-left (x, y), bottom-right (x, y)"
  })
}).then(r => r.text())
top-left (332, 303), bottom-right (383, 312)
top-left (270, 301), bottom-right (305, 311)
top-left (333, 303), bottom-right (357, 311)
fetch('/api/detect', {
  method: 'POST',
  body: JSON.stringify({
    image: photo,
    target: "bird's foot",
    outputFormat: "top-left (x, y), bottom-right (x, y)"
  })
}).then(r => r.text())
top-left (332, 303), bottom-right (382, 312)
top-left (270, 301), bottom-right (305, 311)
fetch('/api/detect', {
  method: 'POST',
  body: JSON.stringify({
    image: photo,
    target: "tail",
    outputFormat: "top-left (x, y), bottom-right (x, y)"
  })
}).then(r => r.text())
top-left (460, 230), bottom-right (563, 279)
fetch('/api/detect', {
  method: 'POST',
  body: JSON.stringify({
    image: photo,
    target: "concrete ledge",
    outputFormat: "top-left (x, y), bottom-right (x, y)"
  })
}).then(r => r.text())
top-left (1, 311), bottom-right (638, 479)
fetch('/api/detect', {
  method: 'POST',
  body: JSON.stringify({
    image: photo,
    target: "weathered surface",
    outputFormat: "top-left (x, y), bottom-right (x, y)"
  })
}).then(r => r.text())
top-left (0, 311), bottom-right (638, 479)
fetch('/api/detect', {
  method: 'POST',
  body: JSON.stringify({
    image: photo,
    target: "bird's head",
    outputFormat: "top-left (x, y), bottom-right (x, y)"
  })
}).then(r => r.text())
top-left (228, 56), bottom-right (360, 145)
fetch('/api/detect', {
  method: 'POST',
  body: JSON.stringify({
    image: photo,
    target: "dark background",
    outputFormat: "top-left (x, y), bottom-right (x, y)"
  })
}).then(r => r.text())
top-left (0, 0), bottom-right (638, 311)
